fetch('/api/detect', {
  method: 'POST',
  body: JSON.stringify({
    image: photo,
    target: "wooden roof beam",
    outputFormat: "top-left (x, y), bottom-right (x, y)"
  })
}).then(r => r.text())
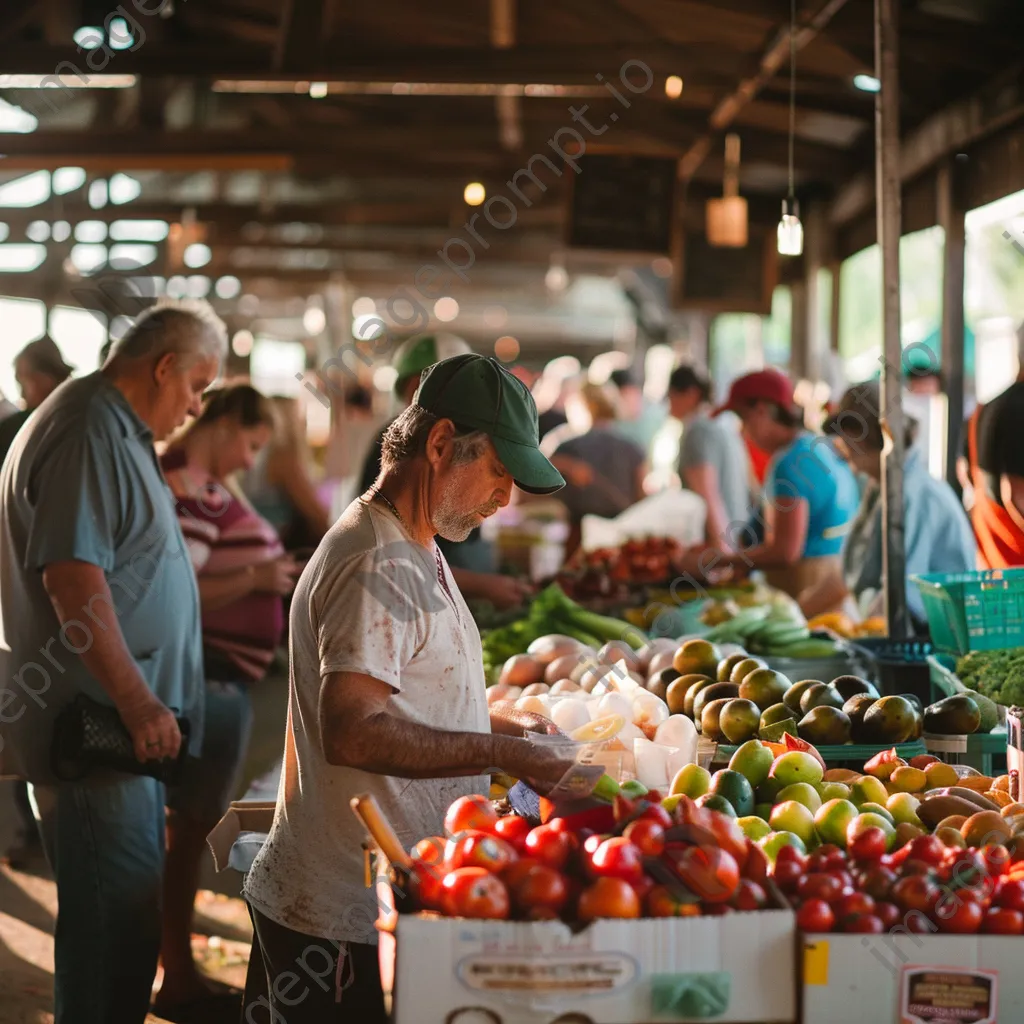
top-left (679, 0), bottom-right (853, 181)
top-left (831, 62), bottom-right (1024, 226)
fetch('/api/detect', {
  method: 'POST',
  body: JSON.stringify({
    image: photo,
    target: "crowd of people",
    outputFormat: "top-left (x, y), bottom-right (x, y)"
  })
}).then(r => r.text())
top-left (0, 308), bottom-right (1022, 1023)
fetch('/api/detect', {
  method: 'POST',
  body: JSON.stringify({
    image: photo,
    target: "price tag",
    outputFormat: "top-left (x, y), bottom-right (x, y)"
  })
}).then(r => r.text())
top-left (924, 733), bottom-right (969, 754)
top-left (899, 966), bottom-right (997, 1024)
top-left (803, 941), bottom-right (829, 987)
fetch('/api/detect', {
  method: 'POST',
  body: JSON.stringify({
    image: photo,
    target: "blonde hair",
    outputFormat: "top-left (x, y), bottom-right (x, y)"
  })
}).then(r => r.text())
top-left (580, 382), bottom-right (620, 423)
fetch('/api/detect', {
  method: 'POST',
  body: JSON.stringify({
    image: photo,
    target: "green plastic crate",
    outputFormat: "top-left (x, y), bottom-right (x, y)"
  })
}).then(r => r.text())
top-left (912, 568), bottom-right (1024, 655)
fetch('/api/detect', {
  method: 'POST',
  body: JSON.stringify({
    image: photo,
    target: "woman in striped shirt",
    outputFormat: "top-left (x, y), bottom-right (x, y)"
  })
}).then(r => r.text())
top-left (156, 384), bottom-right (300, 1020)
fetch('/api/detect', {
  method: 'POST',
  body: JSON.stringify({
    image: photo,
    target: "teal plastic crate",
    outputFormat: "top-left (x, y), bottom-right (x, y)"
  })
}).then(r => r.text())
top-left (911, 568), bottom-right (1024, 655)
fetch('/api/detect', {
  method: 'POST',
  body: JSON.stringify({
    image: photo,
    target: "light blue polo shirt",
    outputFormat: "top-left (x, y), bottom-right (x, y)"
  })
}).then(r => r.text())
top-left (0, 371), bottom-right (203, 783)
top-left (765, 432), bottom-right (860, 558)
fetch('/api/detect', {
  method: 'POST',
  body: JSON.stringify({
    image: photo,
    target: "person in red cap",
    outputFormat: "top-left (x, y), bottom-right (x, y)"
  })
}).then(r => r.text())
top-left (678, 368), bottom-right (859, 600)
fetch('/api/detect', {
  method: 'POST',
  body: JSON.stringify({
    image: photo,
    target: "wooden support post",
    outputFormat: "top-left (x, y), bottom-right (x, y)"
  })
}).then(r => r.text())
top-left (804, 202), bottom-right (829, 383)
top-left (790, 279), bottom-right (809, 380)
top-left (876, 0), bottom-right (909, 638)
top-left (938, 158), bottom-right (967, 492)
top-left (829, 261), bottom-right (842, 354)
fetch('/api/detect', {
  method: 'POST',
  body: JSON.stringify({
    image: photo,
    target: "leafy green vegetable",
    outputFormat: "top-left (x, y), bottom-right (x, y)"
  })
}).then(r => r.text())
top-left (955, 647), bottom-right (1024, 707)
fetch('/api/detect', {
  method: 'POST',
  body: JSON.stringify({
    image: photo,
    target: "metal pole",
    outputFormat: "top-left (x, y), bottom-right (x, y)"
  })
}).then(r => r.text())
top-left (939, 158), bottom-right (967, 493)
top-left (876, 0), bottom-right (909, 638)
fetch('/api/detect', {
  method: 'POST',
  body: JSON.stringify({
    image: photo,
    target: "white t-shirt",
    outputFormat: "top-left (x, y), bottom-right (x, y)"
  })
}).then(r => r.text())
top-left (244, 498), bottom-right (490, 943)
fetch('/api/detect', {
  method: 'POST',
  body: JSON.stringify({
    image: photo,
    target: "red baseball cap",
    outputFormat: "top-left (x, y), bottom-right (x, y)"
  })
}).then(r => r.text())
top-left (712, 368), bottom-right (800, 417)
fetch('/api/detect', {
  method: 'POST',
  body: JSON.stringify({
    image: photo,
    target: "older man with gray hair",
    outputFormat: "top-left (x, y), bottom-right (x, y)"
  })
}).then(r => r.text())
top-left (0, 299), bottom-right (227, 1024)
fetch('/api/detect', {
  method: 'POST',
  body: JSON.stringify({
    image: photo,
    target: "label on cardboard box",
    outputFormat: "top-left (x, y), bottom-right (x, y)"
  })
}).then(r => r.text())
top-left (899, 966), bottom-right (998, 1024)
top-left (457, 951), bottom-right (638, 996)
top-left (803, 940), bottom-right (829, 987)
top-left (924, 733), bottom-right (969, 754)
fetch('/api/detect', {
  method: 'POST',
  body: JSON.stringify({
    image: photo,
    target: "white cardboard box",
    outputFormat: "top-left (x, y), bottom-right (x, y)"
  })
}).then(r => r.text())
top-left (802, 932), bottom-right (1024, 1023)
top-left (383, 911), bottom-right (796, 1024)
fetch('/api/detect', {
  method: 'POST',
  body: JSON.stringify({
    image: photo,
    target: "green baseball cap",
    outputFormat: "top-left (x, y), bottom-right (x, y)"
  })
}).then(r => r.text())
top-left (414, 354), bottom-right (565, 495)
top-left (392, 334), bottom-right (471, 395)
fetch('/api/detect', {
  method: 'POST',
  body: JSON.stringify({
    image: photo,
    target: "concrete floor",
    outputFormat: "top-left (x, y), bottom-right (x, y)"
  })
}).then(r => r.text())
top-left (0, 669), bottom-right (289, 1024)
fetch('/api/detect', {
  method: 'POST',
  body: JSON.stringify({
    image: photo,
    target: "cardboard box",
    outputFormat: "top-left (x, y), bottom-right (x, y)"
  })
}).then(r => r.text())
top-left (381, 910), bottom-right (797, 1023)
top-left (802, 933), bottom-right (1024, 1023)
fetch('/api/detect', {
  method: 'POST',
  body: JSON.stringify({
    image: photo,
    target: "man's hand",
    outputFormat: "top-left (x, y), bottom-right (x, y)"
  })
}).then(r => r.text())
top-left (477, 572), bottom-right (534, 610)
top-left (513, 744), bottom-right (579, 796)
top-left (252, 555), bottom-right (301, 595)
top-left (117, 690), bottom-right (182, 762)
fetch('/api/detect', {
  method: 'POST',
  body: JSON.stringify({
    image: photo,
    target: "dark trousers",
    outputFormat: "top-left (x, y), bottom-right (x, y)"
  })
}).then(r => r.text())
top-left (243, 904), bottom-right (387, 1024)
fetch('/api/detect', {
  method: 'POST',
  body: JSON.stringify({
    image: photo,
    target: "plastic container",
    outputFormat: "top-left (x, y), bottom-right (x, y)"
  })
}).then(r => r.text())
top-left (847, 638), bottom-right (934, 704)
top-left (911, 568), bottom-right (1024, 655)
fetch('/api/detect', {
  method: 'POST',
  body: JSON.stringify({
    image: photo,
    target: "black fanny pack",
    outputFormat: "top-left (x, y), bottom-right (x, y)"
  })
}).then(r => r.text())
top-left (51, 693), bottom-right (191, 785)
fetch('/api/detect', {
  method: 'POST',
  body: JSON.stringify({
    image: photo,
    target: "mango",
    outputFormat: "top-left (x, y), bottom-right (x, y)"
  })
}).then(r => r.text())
top-left (936, 814), bottom-right (968, 832)
top-left (890, 766), bottom-right (928, 794)
top-left (994, 775), bottom-right (1011, 793)
top-left (924, 761), bottom-right (959, 790)
top-left (935, 826), bottom-right (966, 848)
top-left (985, 790), bottom-right (1013, 809)
top-left (961, 811), bottom-right (1011, 848)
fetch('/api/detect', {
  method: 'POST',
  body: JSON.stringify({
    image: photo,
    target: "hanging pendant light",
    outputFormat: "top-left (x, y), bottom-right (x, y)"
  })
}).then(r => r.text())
top-left (777, 0), bottom-right (803, 256)
top-left (706, 133), bottom-right (748, 247)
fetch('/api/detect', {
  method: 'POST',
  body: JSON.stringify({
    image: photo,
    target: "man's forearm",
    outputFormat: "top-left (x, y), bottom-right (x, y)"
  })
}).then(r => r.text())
top-left (324, 712), bottom-right (538, 779)
top-left (42, 562), bottom-right (153, 710)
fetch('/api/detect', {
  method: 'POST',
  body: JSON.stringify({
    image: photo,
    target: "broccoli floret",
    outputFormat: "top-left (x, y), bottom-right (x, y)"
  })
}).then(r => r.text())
top-left (954, 647), bottom-right (1024, 707)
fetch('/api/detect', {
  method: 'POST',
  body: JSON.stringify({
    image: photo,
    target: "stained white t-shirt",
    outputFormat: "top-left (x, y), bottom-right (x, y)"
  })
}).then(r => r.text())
top-left (244, 498), bottom-right (489, 943)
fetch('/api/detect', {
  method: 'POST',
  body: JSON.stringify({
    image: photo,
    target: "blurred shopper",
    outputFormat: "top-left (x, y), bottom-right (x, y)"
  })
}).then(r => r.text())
top-left (677, 369), bottom-right (859, 599)
top-left (550, 382), bottom-right (646, 554)
top-left (534, 363), bottom-right (572, 439)
top-left (0, 336), bottom-right (74, 467)
top-left (242, 395), bottom-right (331, 548)
top-left (965, 323), bottom-right (1024, 568)
top-left (155, 384), bottom-right (297, 1021)
top-left (609, 367), bottom-right (665, 455)
top-left (359, 335), bottom-right (532, 609)
top-left (667, 365), bottom-right (751, 550)
top-left (800, 382), bottom-right (976, 627)
top-left (0, 300), bottom-right (226, 1024)
top-left (243, 355), bottom-right (573, 1023)
top-left (0, 386), bottom-right (17, 421)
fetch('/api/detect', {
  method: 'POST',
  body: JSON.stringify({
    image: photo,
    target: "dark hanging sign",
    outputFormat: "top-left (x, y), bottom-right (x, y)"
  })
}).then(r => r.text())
top-left (566, 153), bottom-right (679, 255)
top-left (672, 224), bottom-right (779, 314)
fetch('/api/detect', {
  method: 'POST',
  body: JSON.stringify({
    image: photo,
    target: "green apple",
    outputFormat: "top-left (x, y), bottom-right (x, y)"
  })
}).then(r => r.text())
top-left (737, 815), bottom-right (773, 841)
top-left (886, 792), bottom-right (924, 828)
top-left (846, 812), bottom-right (896, 851)
top-left (850, 775), bottom-right (889, 808)
top-left (776, 783), bottom-right (822, 813)
top-left (758, 830), bottom-right (807, 865)
top-left (620, 779), bottom-right (649, 798)
top-left (769, 800), bottom-right (817, 846)
top-left (728, 740), bottom-right (774, 789)
top-left (817, 782), bottom-right (852, 803)
top-left (769, 751), bottom-right (824, 788)
top-left (670, 763), bottom-right (711, 799)
top-left (813, 799), bottom-right (859, 847)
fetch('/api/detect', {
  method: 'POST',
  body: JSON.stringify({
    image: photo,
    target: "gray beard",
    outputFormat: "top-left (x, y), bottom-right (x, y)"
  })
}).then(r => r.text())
top-left (433, 484), bottom-right (483, 541)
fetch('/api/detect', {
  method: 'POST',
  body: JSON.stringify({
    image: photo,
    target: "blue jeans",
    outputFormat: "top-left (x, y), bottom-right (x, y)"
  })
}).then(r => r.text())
top-left (30, 776), bottom-right (166, 1024)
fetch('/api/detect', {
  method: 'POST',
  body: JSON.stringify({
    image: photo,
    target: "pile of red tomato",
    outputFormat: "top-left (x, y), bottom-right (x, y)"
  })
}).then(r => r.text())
top-left (778, 825), bottom-right (1024, 936)
top-left (408, 790), bottom-right (778, 923)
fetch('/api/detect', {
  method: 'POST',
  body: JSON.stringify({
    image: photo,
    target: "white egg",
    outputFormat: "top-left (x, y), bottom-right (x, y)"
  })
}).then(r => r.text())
top-left (597, 691), bottom-right (634, 722)
top-left (550, 698), bottom-right (592, 734)
top-left (515, 695), bottom-right (551, 718)
top-left (655, 714), bottom-right (698, 751)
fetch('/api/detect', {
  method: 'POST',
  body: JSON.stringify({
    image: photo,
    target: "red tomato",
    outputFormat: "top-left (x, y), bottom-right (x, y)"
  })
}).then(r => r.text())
top-left (547, 817), bottom-right (573, 834)
top-left (808, 845), bottom-right (847, 872)
top-left (669, 846), bottom-right (740, 904)
top-left (706, 814), bottom-right (750, 869)
top-left (843, 913), bottom-right (885, 934)
top-left (446, 833), bottom-right (517, 874)
top-left (441, 867), bottom-right (510, 919)
top-left (493, 815), bottom-right (531, 851)
top-left (945, 850), bottom-right (987, 889)
top-left (411, 860), bottom-right (449, 910)
top-left (630, 875), bottom-right (655, 904)
top-left (892, 876), bottom-right (941, 915)
top-left (993, 878), bottom-right (1024, 912)
top-left (501, 857), bottom-right (544, 889)
top-left (702, 903), bottom-right (733, 917)
top-left (524, 824), bottom-right (573, 871)
top-left (934, 895), bottom-right (983, 934)
top-left (577, 877), bottom-right (641, 921)
top-left (775, 844), bottom-right (807, 870)
top-left (901, 859), bottom-right (935, 877)
top-left (623, 819), bottom-right (666, 857)
top-left (645, 789), bottom-right (665, 804)
top-left (982, 907), bottom-right (1024, 935)
top-left (981, 844), bottom-right (1011, 877)
top-left (835, 892), bottom-right (876, 920)
top-left (859, 867), bottom-right (897, 902)
top-left (731, 879), bottom-right (768, 911)
top-left (773, 859), bottom-right (804, 893)
top-left (874, 901), bottom-right (901, 929)
top-left (444, 795), bottom-right (499, 837)
top-left (906, 835), bottom-right (945, 867)
top-left (412, 835), bottom-right (447, 866)
top-left (848, 827), bottom-right (888, 862)
top-left (905, 911), bottom-right (936, 934)
top-left (646, 885), bottom-right (702, 918)
top-left (797, 874), bottom-right (844, 904)
top-left (590, 837), bottom-right (645, 883)
top-left (637, 802), bottom-right (673, 829)
top-left (796, 899), bottom-right (834, 933)
top-left (508, 864), bottom-right (569, 915)
top-left (743, 840), bottom-right (770, 886)
top-left (523, 906), bottom-right (560, 921)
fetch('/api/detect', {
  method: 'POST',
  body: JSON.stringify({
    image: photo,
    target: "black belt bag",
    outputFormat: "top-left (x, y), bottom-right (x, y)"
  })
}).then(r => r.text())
top-left (51, 693), bottom-right (190, 785)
